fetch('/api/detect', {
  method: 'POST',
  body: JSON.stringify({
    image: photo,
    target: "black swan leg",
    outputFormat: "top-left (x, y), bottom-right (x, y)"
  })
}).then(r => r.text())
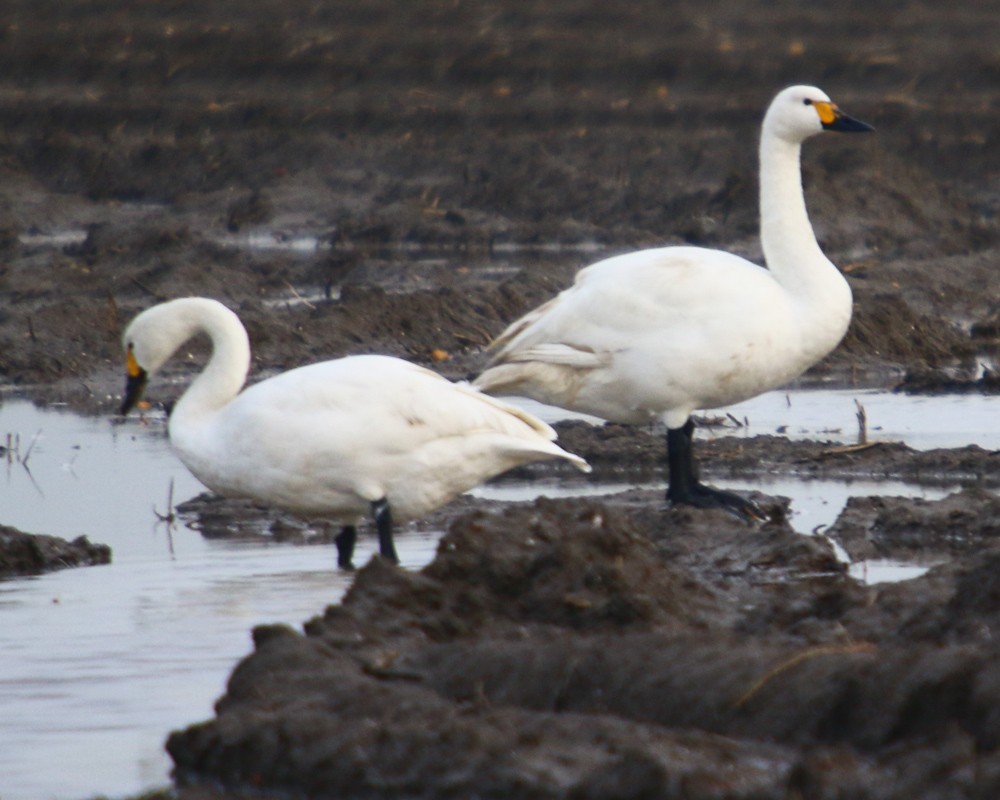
top-left (372, 498), bottom-right (400, 564)
top-left (335, 525), bottom-right (357, 571)
top-left (665, 419), bottom-right (763, 522)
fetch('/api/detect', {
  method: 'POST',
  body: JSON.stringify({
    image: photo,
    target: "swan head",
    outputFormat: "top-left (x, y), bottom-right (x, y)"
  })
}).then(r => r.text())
top-left (120, 340), bottom-right (149, 416)
top-left (119, 302), bottom-right (181, 415)
top-left (119, 297), bottom-right (232, 415)
top-left (763, 85), bottom-right (874, 144)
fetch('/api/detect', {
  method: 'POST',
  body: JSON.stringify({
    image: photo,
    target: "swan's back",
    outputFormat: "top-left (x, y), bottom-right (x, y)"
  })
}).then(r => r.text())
top-left (174, 354), bottom-right (587, 521)
top-left (490, 246), bottom-right (778, 359)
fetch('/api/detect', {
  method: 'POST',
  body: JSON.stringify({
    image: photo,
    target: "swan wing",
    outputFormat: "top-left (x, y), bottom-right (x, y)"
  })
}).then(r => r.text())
top-left (200, 355), bottom-right (586, 518)
top-left (474, 246), bottom-right (802, 422)
top-left (490, 246), bottom-right (778, 361)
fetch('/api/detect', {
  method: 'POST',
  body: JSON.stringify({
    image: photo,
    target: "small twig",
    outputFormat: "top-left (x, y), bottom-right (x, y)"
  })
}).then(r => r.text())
top-left (21, 462), bottom-right (45, 498)
top-left (819, 441), bottom-right (883, 456)
top-left (21, 429), bottom-right (42, 468)
top-left (153, 477), bottom-right (176, 523)
top-left (453, 330), bottom-right (491, 346)
top-left (106, 293), bottom-right (120, 333)
top-left (284, 281), bottom-right (317, 310)
top-left (130, 276), bottom-right (165, 299)
top-left (153, 478), bottom-right (177, 557)
top-left (855, 399), bottom-right (868, 445)
top-left (734, 642), bottom-right (876, 709)
top-left (455, 322), bottom-right (496, 347)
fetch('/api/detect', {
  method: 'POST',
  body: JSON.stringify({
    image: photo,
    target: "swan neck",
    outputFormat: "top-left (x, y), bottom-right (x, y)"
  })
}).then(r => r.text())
top-left (173, 308), bottom-right (250, 422)
top-left (758, 134), bottom-right (825, 278)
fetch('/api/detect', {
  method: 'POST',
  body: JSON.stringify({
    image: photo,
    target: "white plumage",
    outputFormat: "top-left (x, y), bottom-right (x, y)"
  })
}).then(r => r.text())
top-left (120, 297), bottom-right (589, 568)
top-left (475, 85), bottom-right (873, 516)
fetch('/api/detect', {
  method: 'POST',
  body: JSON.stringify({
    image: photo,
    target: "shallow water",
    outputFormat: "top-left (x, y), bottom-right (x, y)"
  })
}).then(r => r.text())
top-left (0, 399), bottom-right (440, 800)
top-left (727, 388), bottom-right (1000, 452)
top-left (516, 387), bottom-right (1000, 452)
top-left (0, 390), bottom-right (994, 799)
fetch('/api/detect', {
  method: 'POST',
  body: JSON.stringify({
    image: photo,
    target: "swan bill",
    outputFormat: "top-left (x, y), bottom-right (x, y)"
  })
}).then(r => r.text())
top-left (820, 104), bottom-right (874, 133)
top-left (120, 346), bottom-right (149, 415)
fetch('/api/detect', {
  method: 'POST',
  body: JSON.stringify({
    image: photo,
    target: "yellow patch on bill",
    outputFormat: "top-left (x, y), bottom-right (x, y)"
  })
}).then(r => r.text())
top-left (126, 345), bottom-right (142, 378)
top-left (813, 101), bottom-right (838, 125)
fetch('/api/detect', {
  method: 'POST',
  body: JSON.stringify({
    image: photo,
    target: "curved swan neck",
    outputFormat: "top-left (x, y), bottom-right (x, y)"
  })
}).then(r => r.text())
top-left (170, 300), bottom-right (251, 422)
top-left (758, 133), bottom-right (827, 286)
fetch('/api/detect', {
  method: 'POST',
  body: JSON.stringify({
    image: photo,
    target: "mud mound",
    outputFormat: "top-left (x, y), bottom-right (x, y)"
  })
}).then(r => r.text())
top-left (330, 497), bottom-right (722, 640)
top-left (165, 495), bottom-right (1000, 798)
top-left (825, 492), bottom-right (1000, 645)
top-left (0, 524), bottom-right (110, 578)
top-left (831, 489), bottom-right (1000, 562)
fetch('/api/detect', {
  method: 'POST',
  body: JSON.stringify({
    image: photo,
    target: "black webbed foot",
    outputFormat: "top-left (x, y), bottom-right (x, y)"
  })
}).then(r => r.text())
top-left (669, 481), bottom-right (765, 524)
top-left (665, 419), bottom-right (765, 524)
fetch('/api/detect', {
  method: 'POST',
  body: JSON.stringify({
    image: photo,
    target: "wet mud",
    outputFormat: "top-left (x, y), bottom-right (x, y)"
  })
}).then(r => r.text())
top-left (0, 0), bottom-right (997, 403)
top-left (0, 524), bottom-right (110, 578)
top-left (0, 0), bottom-right (999, 797)
top-left (165, 494), bottom-right (1000, 799)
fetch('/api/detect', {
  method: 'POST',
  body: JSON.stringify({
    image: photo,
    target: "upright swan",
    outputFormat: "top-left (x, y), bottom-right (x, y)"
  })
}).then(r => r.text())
top-left (119, 297), bottom-right (589, 568)
top-left (474, 86), bottom-right (873, 517)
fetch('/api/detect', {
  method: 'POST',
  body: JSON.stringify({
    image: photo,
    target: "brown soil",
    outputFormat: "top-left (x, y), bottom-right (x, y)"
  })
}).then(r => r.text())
top-left (0, 524), bottom-right (110, 578)
top-left (1, 0), bottom-right (999, 797)
top-left (166, 493), bottom-right (1000, 800)
top-left (0, 0), bottom-right (997, 403)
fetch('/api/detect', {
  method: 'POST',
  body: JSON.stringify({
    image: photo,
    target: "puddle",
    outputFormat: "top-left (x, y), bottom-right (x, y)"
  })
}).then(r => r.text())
top-left (211, 230), bottom-right (608, 258)
top-left (262, 287), bottom-right (333, 309)
top-left (17, 229), bottom-right (88, 247)
top-left (213, 230), bottom-right (331, 254)
top-left (0, 399), bottom-right (440, 800)
top-left (513, 388), bottom-right (1000, 452)
top-left (848, 559), bottom-right (935, 585)
top-left (725, 388), bottom-right (1000, 451)
top-left (470, 475), bottom-right (952, 536)
top-left (0, 390), bottom-right (995, 800)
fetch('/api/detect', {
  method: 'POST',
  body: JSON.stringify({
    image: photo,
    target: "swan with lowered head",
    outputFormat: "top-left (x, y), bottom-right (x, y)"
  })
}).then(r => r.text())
top-left (119, 297), bottom-right (590, 569)
top-left (474, 85), bottom-right (873, 518)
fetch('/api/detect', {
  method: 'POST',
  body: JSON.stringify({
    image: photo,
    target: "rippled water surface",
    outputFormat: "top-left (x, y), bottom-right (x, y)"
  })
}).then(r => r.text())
top-left (0, 389), bottom-right (996, 799)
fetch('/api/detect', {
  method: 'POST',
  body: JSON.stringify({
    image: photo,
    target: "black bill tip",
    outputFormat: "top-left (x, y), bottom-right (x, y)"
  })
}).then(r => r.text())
top-left (120, 370), bottom-right (148, 416)
top-left (823, 112), bottom-right (875, 133)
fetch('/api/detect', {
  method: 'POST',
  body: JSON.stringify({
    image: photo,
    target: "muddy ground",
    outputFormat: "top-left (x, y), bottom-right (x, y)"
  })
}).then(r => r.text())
top-left (0, 0), bottom-right (999, 797)
top-left (0, 523), bottom-right (109, 578)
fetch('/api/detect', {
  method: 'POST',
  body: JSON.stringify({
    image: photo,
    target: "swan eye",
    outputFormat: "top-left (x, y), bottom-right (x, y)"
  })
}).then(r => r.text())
top-left (803, 99), bottom-right (813, 106)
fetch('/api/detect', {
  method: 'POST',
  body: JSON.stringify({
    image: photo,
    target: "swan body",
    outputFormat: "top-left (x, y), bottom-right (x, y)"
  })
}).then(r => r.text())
top-left (120, 297), bottom-right (589, 567)
top-left (474, 85), bottom-right (873, 514)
